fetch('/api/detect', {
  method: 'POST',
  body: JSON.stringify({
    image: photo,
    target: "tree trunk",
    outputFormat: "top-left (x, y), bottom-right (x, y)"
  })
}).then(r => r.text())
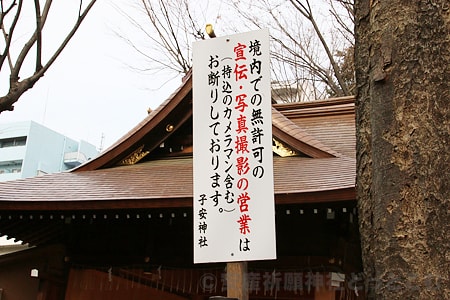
top-left (355, 0), bottom-right (449, 299)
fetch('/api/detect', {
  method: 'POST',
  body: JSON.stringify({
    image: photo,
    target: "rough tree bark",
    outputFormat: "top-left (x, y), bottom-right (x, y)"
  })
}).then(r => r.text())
top-left (355, 0), bottom-right (449, 299)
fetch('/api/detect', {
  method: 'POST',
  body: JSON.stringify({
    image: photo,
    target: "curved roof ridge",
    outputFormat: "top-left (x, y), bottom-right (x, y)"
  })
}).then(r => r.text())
top-left (75, 69), bottom-right (344, 170)
top-left (74, 74), bottom-right (193, 171)
top-left (272, 107), bottom-right (341, 158)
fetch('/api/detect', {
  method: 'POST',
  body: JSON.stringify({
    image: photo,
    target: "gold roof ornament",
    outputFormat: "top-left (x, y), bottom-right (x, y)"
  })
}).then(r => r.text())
top-left (272, 138), bottom-right (299, 157)
top-left (205, 24), bottom-right (216, 38)
top-left (117, 145), bottom-right (150, 166)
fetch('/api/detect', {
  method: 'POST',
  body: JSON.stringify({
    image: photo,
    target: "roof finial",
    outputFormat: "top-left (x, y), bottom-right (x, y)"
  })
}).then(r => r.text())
top-left (205, 24), bottom-right (216, 38)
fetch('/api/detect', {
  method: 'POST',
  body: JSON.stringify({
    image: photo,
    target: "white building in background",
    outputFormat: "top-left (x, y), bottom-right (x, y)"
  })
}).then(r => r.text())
top-left (0, 121), bottom-right (98, 182)
top-left (271, 80), bottom-right (318, 103)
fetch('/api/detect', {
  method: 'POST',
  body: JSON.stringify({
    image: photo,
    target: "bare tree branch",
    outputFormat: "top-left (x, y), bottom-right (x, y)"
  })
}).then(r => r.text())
top-left (115, 0), bottom-right (354, 102)
top-left (289, 0), bottom-right (349, 96)
top-left (266, 7), bottom-right (343, 97)
top-left (40, 0), bottom-right (95, 75)
top-left (10, 0), bottom-right (52, 82)
top-left (230, 0), bottom-right (355, 100)
top-left (34, 0), bottom-right (42, 71)
top-left (0, 0), bottom-right (97, 113)
top-left (0, 0), bottom-right (21, 72)
top-left (139, 0), bottom-right (197, 74)
top-left (328, 0), bottom-right (354, 46)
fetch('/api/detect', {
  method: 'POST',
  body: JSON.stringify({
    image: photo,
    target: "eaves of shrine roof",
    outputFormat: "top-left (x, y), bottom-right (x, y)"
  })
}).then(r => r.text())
top-left (0, 156), bottom-right (355, 211)
top-left (273, 96), bottom-right (356, 158)
top-left (271, 107), bottom-right (339, 158)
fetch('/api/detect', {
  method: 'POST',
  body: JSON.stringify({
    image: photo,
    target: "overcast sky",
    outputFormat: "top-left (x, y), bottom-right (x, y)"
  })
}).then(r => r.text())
top-left (0, 0), bottom-right (184, 151)
top-left (0, 0), bottom-right (331, 151)
top-left (0, 0), bottom-right (234, 245)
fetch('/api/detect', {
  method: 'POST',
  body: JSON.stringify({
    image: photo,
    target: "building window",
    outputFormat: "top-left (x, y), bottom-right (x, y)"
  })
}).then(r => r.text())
top-left (0, 136), bottom-right (27, 148)
top-left (0, 160), bottom-right (23, 174)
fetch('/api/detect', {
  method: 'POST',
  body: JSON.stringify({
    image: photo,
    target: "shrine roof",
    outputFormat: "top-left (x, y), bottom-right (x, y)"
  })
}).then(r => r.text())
top-left (0, 71), bottom-right (356, 211)
top-left (0, 156), bottom-right (355, 210)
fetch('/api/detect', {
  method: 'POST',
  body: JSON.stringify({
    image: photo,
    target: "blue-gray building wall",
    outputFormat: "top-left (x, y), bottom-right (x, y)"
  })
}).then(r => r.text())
top-left (0, 121), bottom-right (99, 182)
top-left (22, 121), bottom-right (77, 178)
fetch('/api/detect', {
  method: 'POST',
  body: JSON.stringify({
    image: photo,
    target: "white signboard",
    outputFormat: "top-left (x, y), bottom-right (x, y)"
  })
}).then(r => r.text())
top-left (193, 29), bottom-right (276, 263)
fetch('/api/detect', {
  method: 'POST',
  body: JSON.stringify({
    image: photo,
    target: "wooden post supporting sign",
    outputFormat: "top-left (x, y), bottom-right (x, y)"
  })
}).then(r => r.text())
top-left (226, 262), bottom-right (248, 300)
